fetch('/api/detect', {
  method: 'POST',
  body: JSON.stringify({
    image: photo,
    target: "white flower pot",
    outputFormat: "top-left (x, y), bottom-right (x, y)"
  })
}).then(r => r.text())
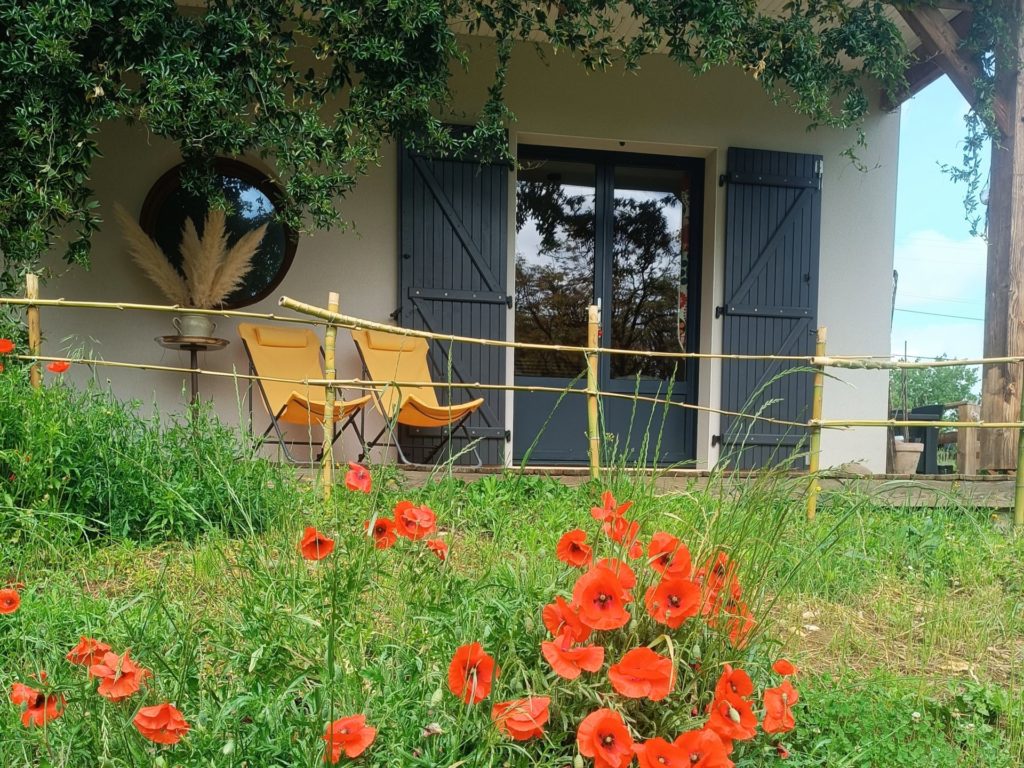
top-left (892, 441), bottom-right (924, 475)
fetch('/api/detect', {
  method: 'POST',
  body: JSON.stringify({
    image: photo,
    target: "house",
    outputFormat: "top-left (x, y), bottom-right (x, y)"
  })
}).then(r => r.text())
top-left (37, 9), bottom-right (950, 473)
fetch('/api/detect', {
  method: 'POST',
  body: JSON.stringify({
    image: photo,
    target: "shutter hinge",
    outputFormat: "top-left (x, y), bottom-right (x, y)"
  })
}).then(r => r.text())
top-left (718, 173), bottom-right (729, 187)
top-left (715, 305), bottom-right (727, 319)
top-left (389, 306), bottom-right (402, 321)
top-left (504, 429), bottom-right (511, 442)
top-left (505, 295), bottom-right (514, 309)
top-left (711, 434), bottom-right (722, 448)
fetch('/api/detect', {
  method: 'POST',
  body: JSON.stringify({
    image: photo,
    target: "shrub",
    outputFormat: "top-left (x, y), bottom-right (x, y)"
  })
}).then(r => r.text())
top-left (0, 367), bottom-right (297, 542)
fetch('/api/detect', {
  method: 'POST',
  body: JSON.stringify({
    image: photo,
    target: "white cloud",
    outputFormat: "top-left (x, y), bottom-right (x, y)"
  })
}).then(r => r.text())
top-left (891, 229), bottom-right (986, 359)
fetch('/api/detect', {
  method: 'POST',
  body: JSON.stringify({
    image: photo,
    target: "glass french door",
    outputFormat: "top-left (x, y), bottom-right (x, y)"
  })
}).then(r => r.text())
top-left (513, 146), bottom-right (703, 465)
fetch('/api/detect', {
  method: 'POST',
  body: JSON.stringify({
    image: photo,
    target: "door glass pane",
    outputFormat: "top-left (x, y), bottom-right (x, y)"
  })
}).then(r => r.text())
top-left (610, 166), bottom-right (694, 382)
top-left (514, 159), bottom-right (596, 378)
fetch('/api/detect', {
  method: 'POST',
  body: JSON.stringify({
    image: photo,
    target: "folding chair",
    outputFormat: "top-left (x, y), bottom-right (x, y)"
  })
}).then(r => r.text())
top-left (350, 328), bottom-right (485, 466)
top-left (238, 323), bottom-right (372, 464)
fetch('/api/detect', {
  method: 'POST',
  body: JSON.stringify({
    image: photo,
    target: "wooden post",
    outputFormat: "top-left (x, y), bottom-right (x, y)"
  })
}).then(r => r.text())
top-left (956, 403), bottom-right (980, 475)
top-left (980, 0), bottom-right (1024, 471)
top-left (586, 304), bottom-right (600, 480)
top-left (806, 327), bottom-right (827, 521)
top-left (26, 274), bottom-right (41, 389)
top-left (1015, 362), bottom-right (1024, 527)
top-left (321, 291), bottom-right (340, 500)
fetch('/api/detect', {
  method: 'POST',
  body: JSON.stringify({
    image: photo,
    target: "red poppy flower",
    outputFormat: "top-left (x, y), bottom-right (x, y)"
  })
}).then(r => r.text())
top-left (542, 596), bottom-right (591, 644)
top-left (592, 559), bottom-right (636, 591)
top-left (672, 728), bottom-right (735, 768)
top-left (89, 650), bottom-right (152, 701)
top-left (607, 646), bottom-right (674, 701)
top-left (696, 552), bottom-right (742, 614)
top-left (636, 737), bottom-right (694, 768)
top-left (556, 529), bottom-right (593, 568)
top-left (714, 664), bottom-right (754, 699)
top-left (10, 682), bottom-right (64, 728)
top-left (344, 462), bottom-right (372, 493)
top-left (0, 338), bottom-right (14, 354)
top-left (323, 714), bottom-right (377, 762)
top-left (46, 360), bottom-right (70, 373)
top-left (603, 515), bottom-right (640, 545)
top-left (133, 702), bottom-right (190, 745)
top-left (763, 680), bottom-right (799, 734)
top-left (590, 490), bottom-right (632, 522)
top-left (577, 708), bottom-right (634, 768)
top-left (572, 566), bottom-right (631, 630)
top-left (299, 527), bottom-right (335, 560)
top-left (776, 742), bottom-right (791, 759)
top-left (645, 575), bottom-right (700, 629)
top-left (364, 518), bottom-right (397, 549)
top-left (393, 501), bottom-right (436, 540)
top-left (541, 635), bottom-right (605, 680)
top-left (426, 538), bottom-right (448, 561)
top-left (67, 636), bottom-right (112, 667)
top-left (0, 587), bottom-right (20, 614)
top-left (718, 601), bottom-right (756, 649)
top-left (448, 642), bottom-right (498, 704)
top-left (491, 696), bottom-right (550, 741)
top-left (773, 659), bottom-right (797, 676)
top-left (648, 532), bottom-right (692, 577)
top-left (707, 692), bottom-right (758, 742)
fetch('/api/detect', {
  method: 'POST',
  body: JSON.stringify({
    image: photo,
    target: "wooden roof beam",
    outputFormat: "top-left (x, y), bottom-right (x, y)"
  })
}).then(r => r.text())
top-left (896, 5), bottom-right (1009, 135)
top-left (884, 10), bottom-right (973, 110)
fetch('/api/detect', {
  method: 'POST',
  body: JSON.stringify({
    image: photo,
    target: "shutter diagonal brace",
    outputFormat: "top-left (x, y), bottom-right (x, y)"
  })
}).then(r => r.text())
top-left (724, 188), bottom-right (812, 308)
top-left (411, 155), bottom-right (502, 293)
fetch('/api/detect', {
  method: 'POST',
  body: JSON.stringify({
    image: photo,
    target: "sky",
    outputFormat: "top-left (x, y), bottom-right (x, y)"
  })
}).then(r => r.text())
top-left (892, 75), bottom-right (989, 361)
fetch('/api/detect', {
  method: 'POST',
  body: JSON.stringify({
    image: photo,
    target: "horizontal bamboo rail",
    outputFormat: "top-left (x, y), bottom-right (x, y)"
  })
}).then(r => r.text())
top-left (9, 353), bottom-right (810, 429)
top-left (0, 297), bottom-right (329, 326)
top-left (0, 295), bottom-right (1002, 368)
top-left (278, 297), bottom-right (817, 362)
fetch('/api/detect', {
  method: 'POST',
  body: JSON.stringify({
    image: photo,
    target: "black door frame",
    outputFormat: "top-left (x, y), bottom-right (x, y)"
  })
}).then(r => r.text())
top-left (514, 144), bottom-right (705, 462)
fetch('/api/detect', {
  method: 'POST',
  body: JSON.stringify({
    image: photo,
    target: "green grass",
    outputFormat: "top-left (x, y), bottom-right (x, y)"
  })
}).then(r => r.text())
top-left (1, 375), bottom-right (1022, 766)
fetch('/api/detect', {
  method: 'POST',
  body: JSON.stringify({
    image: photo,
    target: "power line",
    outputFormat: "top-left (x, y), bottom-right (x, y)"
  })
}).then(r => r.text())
top-left (894, 307), bottom-right (984, 322)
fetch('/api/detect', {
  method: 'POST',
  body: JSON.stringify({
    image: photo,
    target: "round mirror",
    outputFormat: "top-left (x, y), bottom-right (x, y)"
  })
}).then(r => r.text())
top-left (139, 159), bottom-right (297, 308)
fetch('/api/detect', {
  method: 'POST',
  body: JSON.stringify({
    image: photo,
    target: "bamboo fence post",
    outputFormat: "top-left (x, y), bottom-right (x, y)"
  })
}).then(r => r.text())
top-left (587, 304), bottom-right (601, 480)
top-left (806, 327), bottom-right (827, 521)
top-left (26, 274), bottom-right (41, 389)
top-left (1014, 361), bottom-right (1024, 527)
top-left (321, 292), bottom-right (340, 500)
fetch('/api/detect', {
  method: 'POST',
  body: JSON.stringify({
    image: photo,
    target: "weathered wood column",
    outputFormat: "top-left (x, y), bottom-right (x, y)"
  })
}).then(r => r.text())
top-left (981, 0), bottom-right (1024, 470)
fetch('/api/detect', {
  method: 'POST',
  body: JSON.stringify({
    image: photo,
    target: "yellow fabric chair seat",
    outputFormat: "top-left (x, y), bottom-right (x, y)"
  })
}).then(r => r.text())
top-left (397, 394), bottom-right (486, 429)
top-left (279, 391), bottom-right (373, 426)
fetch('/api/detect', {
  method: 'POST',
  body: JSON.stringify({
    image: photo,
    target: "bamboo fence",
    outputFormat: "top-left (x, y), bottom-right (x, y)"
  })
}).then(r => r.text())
top-left (3, 279), bottom-right (1022, 526)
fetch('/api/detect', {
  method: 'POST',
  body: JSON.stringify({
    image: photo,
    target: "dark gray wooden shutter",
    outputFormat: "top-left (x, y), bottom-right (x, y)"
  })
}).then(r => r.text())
top-left (719, 147), bottom-right (822, 469)
top-left (398, 143), bottom-right (510, 464)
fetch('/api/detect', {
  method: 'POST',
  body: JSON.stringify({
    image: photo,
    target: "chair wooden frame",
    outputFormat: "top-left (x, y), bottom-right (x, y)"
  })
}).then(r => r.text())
top-left (239, 323), bottom-right (371, 465)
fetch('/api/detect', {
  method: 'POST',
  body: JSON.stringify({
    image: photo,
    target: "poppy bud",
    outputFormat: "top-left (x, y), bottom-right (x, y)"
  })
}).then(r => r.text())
top-left (728, 705), bottom-right (742, 724)
top-left (574, 754), bottom-right (585, 768)
top-left (223, 739), bottom-right (235, 755)
top-left (430, 686), bottom-right (443, 706)
top-left (154, 758), bottom-right (167, 768)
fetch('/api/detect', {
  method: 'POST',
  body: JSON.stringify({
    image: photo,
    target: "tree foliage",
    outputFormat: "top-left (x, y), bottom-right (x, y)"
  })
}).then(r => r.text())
top-left (889, 357), bottom-right (980, 411)
top-left (0, 0), bottom-right (916, 293)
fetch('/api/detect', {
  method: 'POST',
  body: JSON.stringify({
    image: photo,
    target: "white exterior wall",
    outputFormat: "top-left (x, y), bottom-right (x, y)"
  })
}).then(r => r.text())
top-left (41, 40), bottom-right (898, 471)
